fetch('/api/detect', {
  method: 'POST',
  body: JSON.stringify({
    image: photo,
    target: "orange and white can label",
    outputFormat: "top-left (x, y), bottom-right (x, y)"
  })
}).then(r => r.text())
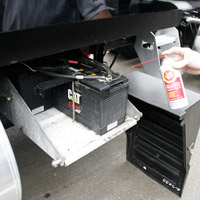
top-left (160, 59), bottom-right (188, 109)
top-left (163, 70), bottom-right (185, 102)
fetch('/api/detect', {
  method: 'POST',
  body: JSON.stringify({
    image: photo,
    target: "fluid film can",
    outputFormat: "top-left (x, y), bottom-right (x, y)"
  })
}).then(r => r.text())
top-left (160, 58), bottom-right (188, 109)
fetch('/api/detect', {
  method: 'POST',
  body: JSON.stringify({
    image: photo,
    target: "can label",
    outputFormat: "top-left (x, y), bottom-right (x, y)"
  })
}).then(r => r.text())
top-left (162, 70), bottom-right (185, 101)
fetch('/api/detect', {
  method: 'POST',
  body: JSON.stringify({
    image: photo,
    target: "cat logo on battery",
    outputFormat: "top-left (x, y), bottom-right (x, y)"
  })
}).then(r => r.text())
top-left (67, 89), bottom-right (82, 113)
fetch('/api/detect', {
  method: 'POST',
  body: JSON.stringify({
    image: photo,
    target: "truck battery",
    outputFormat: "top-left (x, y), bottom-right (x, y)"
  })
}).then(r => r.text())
top-left (53, 73), bottom-right (129, 135)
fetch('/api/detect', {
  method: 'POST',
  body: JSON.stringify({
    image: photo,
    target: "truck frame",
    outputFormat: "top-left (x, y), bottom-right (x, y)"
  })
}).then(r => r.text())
top-left (1, 5), bottom-right (199, 199)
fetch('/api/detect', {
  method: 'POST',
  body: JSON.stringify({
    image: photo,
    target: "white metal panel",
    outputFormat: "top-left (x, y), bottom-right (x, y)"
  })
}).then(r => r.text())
top-left (35, 108), bottom-right (137, 167)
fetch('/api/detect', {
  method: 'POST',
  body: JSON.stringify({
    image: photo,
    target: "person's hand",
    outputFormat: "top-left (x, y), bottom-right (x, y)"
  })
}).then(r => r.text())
top-left (162, 47), bottom-right (200, 75)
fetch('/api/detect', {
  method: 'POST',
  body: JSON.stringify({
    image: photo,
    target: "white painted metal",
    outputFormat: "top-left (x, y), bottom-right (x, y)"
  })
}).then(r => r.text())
top-left (0, 76), bottom-right (61, 161)
top-left (193, 28), bottom-right (200, 52)
top-left (169, 1), bottom-right (193, 11)
top-left (186, 17), bottom-right (200, 25)
top-left (0, 121), bottom-right (22, 200)
top-left (34, 107), bottom-right (137, 167)
top-left (156, 27), bottom-right (180, 52)
top-left (187, 18), bottom-right (200, 52)
top-left (126, 99), bottom-right (142, 121)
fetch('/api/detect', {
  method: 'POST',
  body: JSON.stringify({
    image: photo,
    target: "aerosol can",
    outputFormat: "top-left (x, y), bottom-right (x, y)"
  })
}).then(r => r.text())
top-left (160, 57), bottom-right (188, 109)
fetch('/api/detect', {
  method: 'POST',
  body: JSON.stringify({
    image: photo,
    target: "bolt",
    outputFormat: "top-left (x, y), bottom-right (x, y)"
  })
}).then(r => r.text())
top-left (52, 159), bottom-right (62, 168)
top-left (7, 97), bottom-right (12, 101)
top-left (143, 166), bottom-right (147, 170)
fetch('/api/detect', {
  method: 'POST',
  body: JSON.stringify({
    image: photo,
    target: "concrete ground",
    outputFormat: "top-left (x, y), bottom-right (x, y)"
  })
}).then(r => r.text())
top-left (7, 52), bottom-right (200, 200)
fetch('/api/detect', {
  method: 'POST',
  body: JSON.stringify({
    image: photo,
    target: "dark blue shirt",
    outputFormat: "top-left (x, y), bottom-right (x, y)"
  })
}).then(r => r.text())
top-left (0, 0), bottom-right (107, 31)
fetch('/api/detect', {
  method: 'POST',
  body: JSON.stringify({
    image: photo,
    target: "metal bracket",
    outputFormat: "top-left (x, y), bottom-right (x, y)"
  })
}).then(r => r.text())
top-left (0, 75), bottom-right (62, 161)
top-left (126, 100), bottom-right (142, 121)
top-left (134, 27), bottom-right (180, 78)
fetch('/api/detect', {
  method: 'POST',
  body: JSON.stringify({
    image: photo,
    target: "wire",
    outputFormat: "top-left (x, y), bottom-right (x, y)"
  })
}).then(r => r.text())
top-left (62, 57), bottom-right (113, 77)
top-left (33, 65), bottom-right (68, 71)
top-left (39, 70), bottom-right (106, 80)
top-left (20, 60), bottom-right (109, 81)
top-left (112, 73), bottom-right (121, 81)
top-left (20, 62), bottom-right (37, 72)
top-left (110, 47), bottom-right (120, 69)
top-left (190, 23), bottom-right (196, 37)
top-left (80, 63), bottom-right (93, 68)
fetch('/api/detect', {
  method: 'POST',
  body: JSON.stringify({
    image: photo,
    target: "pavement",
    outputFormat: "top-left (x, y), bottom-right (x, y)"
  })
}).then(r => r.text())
top-left (7, 52), bottom-right (200, 200)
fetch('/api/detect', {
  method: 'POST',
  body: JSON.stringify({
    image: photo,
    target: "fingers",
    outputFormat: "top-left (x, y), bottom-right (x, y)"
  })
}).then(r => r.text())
top-left (172, 59), bottom-right (189, 69)
top-left (162, 47), bottom-right (189, 56)
top-left (162, 47), bottom-right (189, 70)
top-left (162, 47), bottom-right (200, 75)
top-left (162, 47), bottom-right (182, 56)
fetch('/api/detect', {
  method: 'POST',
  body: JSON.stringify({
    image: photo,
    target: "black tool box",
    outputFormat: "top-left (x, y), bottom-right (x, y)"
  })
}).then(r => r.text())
top-left (5, 65), bottom-right (53, 114)
top-left (125, 71), bottom-right (200, 196)
top-left (53, 63), bottom-right (129, 135)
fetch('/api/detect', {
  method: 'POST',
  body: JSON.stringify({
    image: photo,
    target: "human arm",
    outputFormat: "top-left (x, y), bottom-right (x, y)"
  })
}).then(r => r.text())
top-left (77, 0), bottom-right (111, 20)
top-left (91, 9), bottom-right (111, 20)
top-left (162, 47), bottom-right (200, 75)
